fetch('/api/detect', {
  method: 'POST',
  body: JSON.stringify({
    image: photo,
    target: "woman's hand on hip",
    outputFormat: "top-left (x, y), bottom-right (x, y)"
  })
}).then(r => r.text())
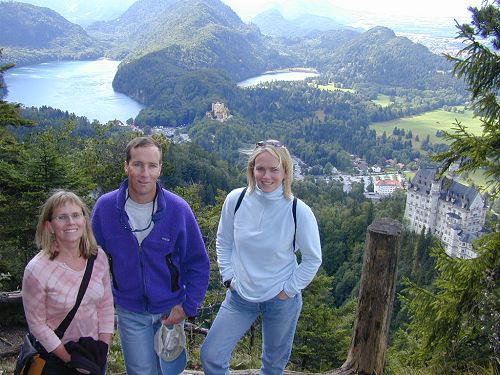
top-left (277, 290), bottom-right (289, 300)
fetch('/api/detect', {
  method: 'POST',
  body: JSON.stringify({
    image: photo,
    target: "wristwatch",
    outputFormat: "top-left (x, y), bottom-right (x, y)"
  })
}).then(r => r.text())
top-left (223, 279), bottom-right (232, 289)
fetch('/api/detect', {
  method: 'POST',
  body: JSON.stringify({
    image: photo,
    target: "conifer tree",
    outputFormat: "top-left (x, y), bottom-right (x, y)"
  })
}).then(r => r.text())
top-left (434, 0), bottom-right (500, 196)
top-left (394, 3), bottom-right (500, 373)
top-left (400, 235), bottom-right (499, 373)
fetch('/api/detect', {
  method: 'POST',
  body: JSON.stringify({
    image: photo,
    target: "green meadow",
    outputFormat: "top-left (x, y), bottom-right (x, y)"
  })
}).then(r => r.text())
top-left (315, 82), bottom-right (355, 93)
top-left (370, 108), bottom-right (483, 147)
top-left (377, 109), bottom-right (492, 192)
top-left (403, 169), bottom-right (491, 191)
top-left (455, 169), bottom-right (492, 190)
top-left (372, 94), bottom-right (393, 107)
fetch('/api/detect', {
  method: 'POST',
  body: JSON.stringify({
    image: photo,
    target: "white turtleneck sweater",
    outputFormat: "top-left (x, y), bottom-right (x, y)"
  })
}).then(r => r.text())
top-left (216, 185), bottom-right (322, 302)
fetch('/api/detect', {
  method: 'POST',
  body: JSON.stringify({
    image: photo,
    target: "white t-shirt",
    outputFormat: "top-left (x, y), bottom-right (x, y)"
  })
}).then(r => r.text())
top-left (125, 192), bottom-right (156, 245)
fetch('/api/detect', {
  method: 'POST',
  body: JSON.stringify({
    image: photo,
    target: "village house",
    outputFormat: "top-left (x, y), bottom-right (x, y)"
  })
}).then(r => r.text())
top-left (374, 179), bottom-right (402, 196)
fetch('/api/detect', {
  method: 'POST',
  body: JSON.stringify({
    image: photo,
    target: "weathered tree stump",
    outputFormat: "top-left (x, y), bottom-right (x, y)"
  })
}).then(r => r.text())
top-left (327, 218), bottom-right (402, 375)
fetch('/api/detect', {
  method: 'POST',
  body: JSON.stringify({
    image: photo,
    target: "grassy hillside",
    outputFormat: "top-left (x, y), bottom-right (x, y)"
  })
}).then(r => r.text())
top-left (372, 94), bottom-right (392, 107)
top-left (370, 108), bottom-right (483, 146)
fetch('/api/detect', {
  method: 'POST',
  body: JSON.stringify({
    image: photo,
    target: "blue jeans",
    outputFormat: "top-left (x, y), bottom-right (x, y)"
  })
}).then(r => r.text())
top-left (116, 305), bottom-right (187, 375)
top-left (200, 290), bottom-right (303, 375)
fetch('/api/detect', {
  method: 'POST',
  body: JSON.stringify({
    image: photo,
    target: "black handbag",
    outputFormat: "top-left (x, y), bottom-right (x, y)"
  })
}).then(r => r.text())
top-left (14, 254), bottom-right (96, 375)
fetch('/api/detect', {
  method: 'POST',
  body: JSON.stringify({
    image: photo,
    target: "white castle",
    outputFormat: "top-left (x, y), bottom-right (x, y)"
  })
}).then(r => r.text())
top-left (404, 169), bottom-right (487, 259)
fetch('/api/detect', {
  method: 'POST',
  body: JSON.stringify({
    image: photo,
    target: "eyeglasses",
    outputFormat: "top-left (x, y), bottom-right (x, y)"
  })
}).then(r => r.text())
top-left (256, 140), bottom-right (283, 148)
top-left (51, 213), bottom-right (84, 223)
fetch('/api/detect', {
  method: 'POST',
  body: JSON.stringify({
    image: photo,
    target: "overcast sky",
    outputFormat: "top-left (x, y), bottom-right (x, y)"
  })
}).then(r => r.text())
top-left (221, 0), bottom-right (483, 24)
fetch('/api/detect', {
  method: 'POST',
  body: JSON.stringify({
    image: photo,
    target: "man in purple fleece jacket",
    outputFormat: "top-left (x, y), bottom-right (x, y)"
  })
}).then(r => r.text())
top-left (91, 136), bottom-right (210, 375)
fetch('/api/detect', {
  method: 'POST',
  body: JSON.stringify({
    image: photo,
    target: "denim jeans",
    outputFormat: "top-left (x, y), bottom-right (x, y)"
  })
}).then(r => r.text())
top-left (116, 305), bottom-right (187, 375)
top-left (200, 290), bottom-right (303, 375)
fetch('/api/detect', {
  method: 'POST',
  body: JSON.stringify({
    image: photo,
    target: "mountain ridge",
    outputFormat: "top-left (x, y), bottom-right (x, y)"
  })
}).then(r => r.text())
top-left (1, 0), bottom-right (461, 126)
top-left (0, 1), bottom-right (103, 65)
top-left (7, 0), bottom-right (137, 26)
top-left (0, 2), bottom-right (94, 49)
top-left (251, 9), bottom-right (360, 38)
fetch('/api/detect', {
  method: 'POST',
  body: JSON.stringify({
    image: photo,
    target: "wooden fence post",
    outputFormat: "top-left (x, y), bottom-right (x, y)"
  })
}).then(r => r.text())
top-left (329, 218), bottom-right (402, 375)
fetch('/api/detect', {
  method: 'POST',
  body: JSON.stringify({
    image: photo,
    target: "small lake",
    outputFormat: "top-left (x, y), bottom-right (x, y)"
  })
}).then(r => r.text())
top-left (3, 59), bottom-right (144, 124)
top-left (238, 70), bottom-right (320, 87)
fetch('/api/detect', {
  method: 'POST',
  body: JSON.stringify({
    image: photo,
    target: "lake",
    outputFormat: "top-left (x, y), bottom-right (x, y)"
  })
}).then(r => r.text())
top-left (238, 70), bottom-right (319, 87)
top-left (3, 59), bottom-right (144, 124)
top-left (3, 62), bottom-right (317, 123)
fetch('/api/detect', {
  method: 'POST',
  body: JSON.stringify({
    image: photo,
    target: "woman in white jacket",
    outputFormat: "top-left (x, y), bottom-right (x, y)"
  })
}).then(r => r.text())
top-left (201, 140), bottom-right (322, 375)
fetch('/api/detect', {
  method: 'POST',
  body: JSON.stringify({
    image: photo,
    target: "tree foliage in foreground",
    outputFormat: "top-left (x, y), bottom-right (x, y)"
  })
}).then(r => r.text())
top-left (395, 234), bottom-right (499, 374)
top-left (390, 3), bottom-right (500, 374)
top-left (434, 0), bottom-right (500, 197)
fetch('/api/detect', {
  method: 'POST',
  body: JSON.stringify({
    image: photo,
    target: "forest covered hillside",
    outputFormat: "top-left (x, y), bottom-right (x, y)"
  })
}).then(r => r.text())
top-left (0, 0), bottom-right (461, 112)
top-left (103, 0), bottom-right (462, 126)
top-left (6, 0), bottom-right (136, 26)
top-left (321, 26), bottom-right (454, 89)
top-left (102, 0), bottom-right (292, 81)
top-left (0, 1), bottom-right (103, 65)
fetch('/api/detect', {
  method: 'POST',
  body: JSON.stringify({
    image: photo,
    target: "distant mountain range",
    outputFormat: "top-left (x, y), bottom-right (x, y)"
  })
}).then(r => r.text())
top-left (0, 2), bottom-right (93, 49)
top-left (1, 0), bottom-right (458, 112)
top-left (86, 0), bottom-right (288, 78)
top-left (7, 0), bottom-right (464, 37)
top-left (0, 2), bottom-right (104, 63)
top-left (250, 9), bottom-right (361, 38)
top-left (11, 0), bottom-right (137, 26)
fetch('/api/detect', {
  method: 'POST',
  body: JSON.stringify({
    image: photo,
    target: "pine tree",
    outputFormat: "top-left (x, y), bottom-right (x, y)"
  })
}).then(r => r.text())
top-left (433, 0), bottom-right (500, 196)
top-left (393, 4), bottom-right (500, 373)
top-left (399, 234), bottom-right (499, 373)
top-left (291, 272), bottom-right (355, 372)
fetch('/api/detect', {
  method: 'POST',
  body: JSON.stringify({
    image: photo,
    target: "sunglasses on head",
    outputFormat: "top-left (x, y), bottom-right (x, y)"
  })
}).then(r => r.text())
top-left (256, 140), bottom-right (283, 148)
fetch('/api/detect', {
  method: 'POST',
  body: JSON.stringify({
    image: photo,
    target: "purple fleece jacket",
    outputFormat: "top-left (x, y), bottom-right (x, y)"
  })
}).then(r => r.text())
top-left (91, 179), bottom-right (210, 317)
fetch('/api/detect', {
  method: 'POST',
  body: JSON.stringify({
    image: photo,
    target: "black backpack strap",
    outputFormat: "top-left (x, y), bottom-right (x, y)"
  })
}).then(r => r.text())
top-left (292, 197), bottom-right (297, 250)
top-left (234, 187), bottom-right (247, 214)
top-left (54, 254), bottom-right (96, 339)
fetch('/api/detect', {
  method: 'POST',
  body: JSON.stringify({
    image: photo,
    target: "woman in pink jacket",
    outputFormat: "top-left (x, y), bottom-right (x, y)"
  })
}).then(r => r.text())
top-left (22, 190), bottom-right (114, 375)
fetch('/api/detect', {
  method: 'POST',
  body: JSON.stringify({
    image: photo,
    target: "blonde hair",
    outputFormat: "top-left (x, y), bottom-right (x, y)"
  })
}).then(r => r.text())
top-left (245, 141), bottom-right (294, 200)
top-left (35, 190), bottom-right (97, 260)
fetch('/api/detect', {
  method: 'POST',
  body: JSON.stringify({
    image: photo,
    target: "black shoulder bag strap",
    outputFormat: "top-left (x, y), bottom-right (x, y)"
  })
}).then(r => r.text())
top-left (234, 187), bottom-right (298, 249)
top-left (53, 254), bottom-right (96, 339)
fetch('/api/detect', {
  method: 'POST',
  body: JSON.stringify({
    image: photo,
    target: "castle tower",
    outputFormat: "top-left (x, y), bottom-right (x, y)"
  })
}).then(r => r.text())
top-left (428, 178), bottom-right (441, 230)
